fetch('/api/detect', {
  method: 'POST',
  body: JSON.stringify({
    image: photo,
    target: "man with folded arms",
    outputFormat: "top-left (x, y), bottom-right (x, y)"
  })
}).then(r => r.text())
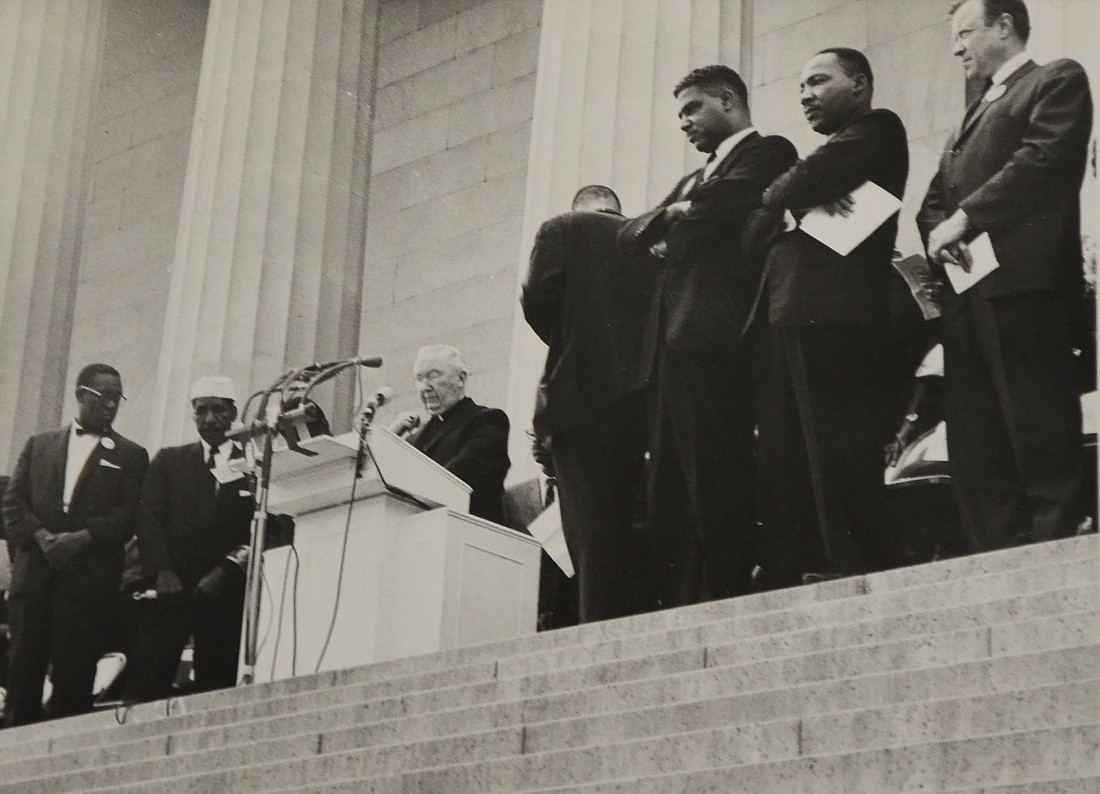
top-left (746, 49), bottom-right (908, 588)
top-left (619, 65), bottom-right (797, 606)
top-left (2, 364), bottom-right (148, 725)
top-left (919, 0), bottom-right (1093, 551)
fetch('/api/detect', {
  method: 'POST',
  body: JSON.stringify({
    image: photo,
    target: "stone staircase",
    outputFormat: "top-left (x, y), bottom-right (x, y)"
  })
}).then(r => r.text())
top-left (0, 534), bottom-right (1096, 793)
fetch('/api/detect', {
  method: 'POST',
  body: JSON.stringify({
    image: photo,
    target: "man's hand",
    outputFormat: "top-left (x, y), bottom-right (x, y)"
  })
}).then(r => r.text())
top-left (648, 241), bottom-right (668, 258)
top-left (917, 279), bottom-right (947, 305)
top-left (155, 568), bottom-right (185, 600)
top-left (33, 528), bottom-right (55, 554)
top-left (663, 200), bottom-right (691, 221)
top-left (193, 567), bottom-right (227, 603)
top-left (819, 193), bottom-right (855, 217)
top-left (388, 411), bottom-right (421, 437)
top-left (927, 209), bottom-right (971, 268)
top-left (40, 530), bottom-right (91, 569)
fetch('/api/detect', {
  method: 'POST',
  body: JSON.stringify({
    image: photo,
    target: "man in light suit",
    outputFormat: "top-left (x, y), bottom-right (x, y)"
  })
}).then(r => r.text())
top-left (2, 364), bottom-right (148, 725)
top-left (745, 48), bottom-right (909, 588)
top-left (124, 377), bottom-right (292, 702)
top-left (619, 65), bottom-right (798, 607)
top-left (523, 185), bottom-right (656, 622)
top-left (919, 0), bottom-right (1093, 551)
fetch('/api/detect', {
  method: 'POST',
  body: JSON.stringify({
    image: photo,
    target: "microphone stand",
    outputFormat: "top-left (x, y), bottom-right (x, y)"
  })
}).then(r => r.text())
top-left (233, 368), bottom-right (300, 686)
top-left (234, 358), bottom-right (382, 685)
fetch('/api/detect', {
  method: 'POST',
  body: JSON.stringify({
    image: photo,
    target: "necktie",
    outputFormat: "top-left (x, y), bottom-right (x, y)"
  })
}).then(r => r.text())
top-left (544, 479), bottom-right (556, 508)
top-left (207, 446), bottom-right (218, 470)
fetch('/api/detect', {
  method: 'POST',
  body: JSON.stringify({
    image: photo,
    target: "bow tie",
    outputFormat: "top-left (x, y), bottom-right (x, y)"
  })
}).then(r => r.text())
top-left (75, 426), bottom-right (104, 437)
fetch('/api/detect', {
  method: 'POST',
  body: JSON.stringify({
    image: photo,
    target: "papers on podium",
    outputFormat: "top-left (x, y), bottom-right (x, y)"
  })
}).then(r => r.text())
top-left (527, 500), bottom-right (575, 577)
top-left (798, 181), bottom-right (902, 256)
top-left (944, 232), bottom-right (1000, 294)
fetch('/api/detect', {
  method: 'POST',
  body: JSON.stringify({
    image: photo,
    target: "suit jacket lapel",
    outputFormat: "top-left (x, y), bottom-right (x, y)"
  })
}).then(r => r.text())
top-left (955, 60), bottom-right (1037, 148)
top-left (52, 427), bottom-right (70, 496)
top-left (677, 168), bottom-right (704, 199)
top-left (706, 131), bottom-right (761, 182)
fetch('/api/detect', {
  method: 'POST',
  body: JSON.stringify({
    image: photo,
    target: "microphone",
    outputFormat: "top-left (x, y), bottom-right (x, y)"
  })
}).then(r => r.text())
top-left (366, 385), bottom-right (394, 413)
top-left (358, 386), bottom-right (394, 429)
top-left (394, 412), bottom-right (421, 438)
top-left (302, 356), bottom-right (384, 398)
top-left (303, 355), bottom-right (383, 372)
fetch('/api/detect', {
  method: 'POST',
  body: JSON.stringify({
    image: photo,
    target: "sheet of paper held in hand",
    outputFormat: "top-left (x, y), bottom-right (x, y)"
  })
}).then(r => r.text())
top-left (944, 232), bottom-right (1000, 294)
top-left (799, 180), bottom-right (902, 256)
top-left (527, 499), bottom-right (575, 577)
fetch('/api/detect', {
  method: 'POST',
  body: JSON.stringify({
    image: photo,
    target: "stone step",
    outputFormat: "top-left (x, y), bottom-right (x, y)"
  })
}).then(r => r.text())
top-left (12, 612), bottom-right (1097, 793)
top-left (522, 675), bottom-right (1100, 758)
top-left (0, 537), bottom-right (1092, 793)
top-left (6, 535), bottom-right (1089, 754)
top-left (2, 577), bottom-right (1094, 781)
top-left (222, 721), bottom-right (1100, 794)
top-left (957, 779), bottom-right (1100, 793)
top-left (497, 558), bottom-right (1100, 679)
top-left (3, 548), bottom-right (1092, 764)
top-left (78, 583), bottom-right (1098, 768)
top-left (512, 724), bottom-right (1100, 794)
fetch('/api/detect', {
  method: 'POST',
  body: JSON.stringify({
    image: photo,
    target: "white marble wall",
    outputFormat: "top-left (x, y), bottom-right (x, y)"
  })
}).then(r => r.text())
top-left (0, 0), bottom-right (106, 469)
top-left (147, 0), bottom-right (379, 449)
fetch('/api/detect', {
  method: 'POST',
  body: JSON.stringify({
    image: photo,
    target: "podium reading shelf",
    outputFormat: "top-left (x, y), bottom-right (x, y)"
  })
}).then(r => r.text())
top-left (250, 428), bottom-right (541, 683)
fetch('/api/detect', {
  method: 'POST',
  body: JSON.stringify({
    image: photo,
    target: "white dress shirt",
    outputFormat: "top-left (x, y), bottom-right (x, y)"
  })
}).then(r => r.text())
top-left (63, 422), bottom-right (101, 512)
top-left (986, 51), bottom-right (1030, 99)
top-left (199, 438), bottom-right (237, 483)
top-left (703, 126), bottom-right (757, 181)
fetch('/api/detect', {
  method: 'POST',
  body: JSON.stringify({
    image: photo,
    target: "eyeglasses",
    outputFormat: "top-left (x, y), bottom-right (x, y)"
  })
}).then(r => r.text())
top-left (79, 386), bottom-right (127, 403)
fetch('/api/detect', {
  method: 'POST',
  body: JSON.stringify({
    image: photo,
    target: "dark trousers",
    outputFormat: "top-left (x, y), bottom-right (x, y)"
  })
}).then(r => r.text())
top-left (752, 322), bottom-right (899, 589)
top-left (3, 572), bottom-right (115, 726)
top-left (647, 345), bottom-right (757, 608)
top-left (942, 291), bottom-right (1083, 550)
top-left (552, 395), bottom-right (651, 623)
top-left (124, 577), bottom-right (245, 703)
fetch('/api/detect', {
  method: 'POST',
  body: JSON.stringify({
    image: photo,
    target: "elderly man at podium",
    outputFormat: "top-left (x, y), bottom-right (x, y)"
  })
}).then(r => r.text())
top-left (123, 376), bottom-right (292, 702)
top-left (390, 344), bottom-right (510, 524)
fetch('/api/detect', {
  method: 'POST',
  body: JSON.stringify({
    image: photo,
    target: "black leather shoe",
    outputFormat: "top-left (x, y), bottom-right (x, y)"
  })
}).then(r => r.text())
top-left (801, 572), bottom-right (847, 585)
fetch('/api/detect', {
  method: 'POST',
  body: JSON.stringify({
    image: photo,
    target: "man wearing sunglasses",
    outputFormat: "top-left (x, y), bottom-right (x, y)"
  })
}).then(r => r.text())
top-left (1, 363), bottom-right (148, 726)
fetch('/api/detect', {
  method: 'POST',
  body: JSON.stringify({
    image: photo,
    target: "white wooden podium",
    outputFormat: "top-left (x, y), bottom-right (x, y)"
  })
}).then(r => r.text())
top-left (250, 428), bottom-right (541, 683)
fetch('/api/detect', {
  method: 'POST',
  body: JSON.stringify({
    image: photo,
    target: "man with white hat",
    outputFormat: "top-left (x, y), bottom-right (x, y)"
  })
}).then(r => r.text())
top-left (123, 376), bottom-right (291, 701)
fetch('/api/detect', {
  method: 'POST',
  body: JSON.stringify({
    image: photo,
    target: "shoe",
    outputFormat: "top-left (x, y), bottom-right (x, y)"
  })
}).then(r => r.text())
top-left (801, 572), bottom-right (847, 585)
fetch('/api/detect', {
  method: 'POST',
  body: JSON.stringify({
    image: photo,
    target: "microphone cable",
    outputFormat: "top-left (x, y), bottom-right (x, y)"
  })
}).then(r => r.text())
top-left (313, 367), bottom-right (367, 673)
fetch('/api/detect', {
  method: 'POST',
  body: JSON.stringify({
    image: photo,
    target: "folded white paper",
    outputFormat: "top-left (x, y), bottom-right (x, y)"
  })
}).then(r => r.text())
top-left (945, 232), bottom-right (1000, 293)
top-left (799, 181), bottom-right (902, 256)
top-left (527, 500), bottom-right (575, 578)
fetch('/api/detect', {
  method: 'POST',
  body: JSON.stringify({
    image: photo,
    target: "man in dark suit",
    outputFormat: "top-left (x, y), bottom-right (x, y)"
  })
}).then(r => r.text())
top-left (745, 48), bottom-right (909, 588)
top-left (619, 65), bottom-right (798, 607)
top-left (391, 344), bottom-right (510, 524)
top-left (522, 185), bottom-right (656, 622)
top-left (2, 364), bottom-right (148, 725)
top-left (123, 377), bottom-right (291, 702)
top-left (919, 0), bottom-right (1093, 551)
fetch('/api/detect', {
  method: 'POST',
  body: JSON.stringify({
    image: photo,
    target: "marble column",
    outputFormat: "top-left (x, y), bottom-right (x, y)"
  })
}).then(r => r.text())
top-left (148, 0), bottom-right (378, 449)
top-left (0, 0), bottom-right (107, 469)
top-left (503, 0), bottom-right (748, 480)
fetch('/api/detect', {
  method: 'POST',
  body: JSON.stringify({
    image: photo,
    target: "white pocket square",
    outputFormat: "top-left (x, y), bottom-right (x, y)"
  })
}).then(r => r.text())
top-left (99, 459), bottom-right (121, 469)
